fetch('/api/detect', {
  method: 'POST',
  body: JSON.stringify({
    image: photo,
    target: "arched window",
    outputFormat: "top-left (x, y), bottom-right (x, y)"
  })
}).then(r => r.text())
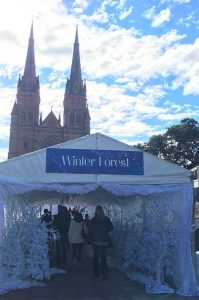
top-left (41, 135), bottom-right (59, 148)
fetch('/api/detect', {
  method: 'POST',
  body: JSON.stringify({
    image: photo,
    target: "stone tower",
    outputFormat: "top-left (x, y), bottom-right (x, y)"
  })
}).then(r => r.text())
top-left (8, 23), bottom-right (40, 159)
top-left (63, 27), bottom-right (90, 141)
top-left (8, 24), bottom-right (90, 159)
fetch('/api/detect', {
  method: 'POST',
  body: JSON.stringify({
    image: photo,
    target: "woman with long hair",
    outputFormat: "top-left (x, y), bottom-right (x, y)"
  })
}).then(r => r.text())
top-left (69, 211), bottom-right (86, 266)
top-left (89, 205), bottom-right (113, 279)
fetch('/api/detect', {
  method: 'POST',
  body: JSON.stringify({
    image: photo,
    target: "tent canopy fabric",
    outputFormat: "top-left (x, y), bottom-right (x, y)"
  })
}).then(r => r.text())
top-left (0, 133), bottom-right (191, 185)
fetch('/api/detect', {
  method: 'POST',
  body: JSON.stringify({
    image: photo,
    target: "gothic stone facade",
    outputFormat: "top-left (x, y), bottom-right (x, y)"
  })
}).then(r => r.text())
top-left (8, 25), bottom-right (90, 159)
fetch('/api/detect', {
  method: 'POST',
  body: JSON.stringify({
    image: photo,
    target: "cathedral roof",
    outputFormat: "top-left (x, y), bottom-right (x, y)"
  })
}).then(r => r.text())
top-left (40, 110), bottom-right (62, 128)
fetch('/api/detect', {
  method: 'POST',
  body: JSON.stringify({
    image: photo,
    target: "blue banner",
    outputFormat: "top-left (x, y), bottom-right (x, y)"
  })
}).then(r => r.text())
top-left (46, 148), bottom-right (144, 175)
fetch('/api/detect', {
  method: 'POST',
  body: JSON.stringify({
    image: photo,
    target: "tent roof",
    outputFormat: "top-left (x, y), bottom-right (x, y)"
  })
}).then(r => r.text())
top-left (0, 133), bottom-right (190, 185)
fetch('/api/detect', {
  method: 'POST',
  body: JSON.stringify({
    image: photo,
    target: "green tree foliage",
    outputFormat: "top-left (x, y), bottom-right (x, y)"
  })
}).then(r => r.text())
top-left (134, 118), bottom-right (199, 169)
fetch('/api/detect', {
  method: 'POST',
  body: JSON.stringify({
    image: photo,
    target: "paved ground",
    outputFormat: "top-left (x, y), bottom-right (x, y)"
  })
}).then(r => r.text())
top-left (0, 250), bottom-right (198, 300)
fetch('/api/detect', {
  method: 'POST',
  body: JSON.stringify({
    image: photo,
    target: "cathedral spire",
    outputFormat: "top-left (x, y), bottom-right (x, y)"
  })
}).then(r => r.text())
top-left (24, 21), bottom-right (36, 78)
top-left (18, 22), bottom-right (39, 92)
top-left (70, 26), bottom-right (81, 83)
top-left (66, 26), bottom-right (85, 95)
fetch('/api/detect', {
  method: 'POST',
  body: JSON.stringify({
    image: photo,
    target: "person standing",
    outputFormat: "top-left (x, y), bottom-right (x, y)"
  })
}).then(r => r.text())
top-left (53, 205), bottom-right (71, 265)
top-left (41, 208), bottom-right (53, 229)
top-left (69, 212), bottom-right (86, 266)
top-left (89, 205), bottom-right (113, 280)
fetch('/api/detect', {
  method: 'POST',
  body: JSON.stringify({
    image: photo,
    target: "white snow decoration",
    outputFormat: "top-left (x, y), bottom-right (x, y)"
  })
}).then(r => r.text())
top-left (50, 267), bottom-right (66, 275)
top-left (0, 197), bottom-right (4, 249)
top-left (1, 207), bottom-right (50, 282)
top-left (146, 281), bottom-right (174, 294)
top-left (1, 223), bottom-right (25, 278)
top-left (25, 221), bottom-right (50, 281)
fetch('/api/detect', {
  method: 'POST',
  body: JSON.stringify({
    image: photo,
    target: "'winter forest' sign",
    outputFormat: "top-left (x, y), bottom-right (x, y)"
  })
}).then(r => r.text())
top-left (46, 148), bottom-right (144, 175)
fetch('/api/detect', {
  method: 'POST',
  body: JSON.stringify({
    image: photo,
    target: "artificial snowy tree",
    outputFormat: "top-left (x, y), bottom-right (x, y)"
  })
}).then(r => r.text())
top-left (123, 196), bottom-right (176, 293)
top-left (25, 220), bottom-right (50, 280)
top-left (1, 222), bottom-right (25, 279)
top-left (1, 205), bottom-right (50, 282)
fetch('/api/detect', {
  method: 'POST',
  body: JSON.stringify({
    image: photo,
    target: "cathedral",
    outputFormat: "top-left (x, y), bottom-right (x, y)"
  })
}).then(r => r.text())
top-left (8, 24), bottom-right (90, 159)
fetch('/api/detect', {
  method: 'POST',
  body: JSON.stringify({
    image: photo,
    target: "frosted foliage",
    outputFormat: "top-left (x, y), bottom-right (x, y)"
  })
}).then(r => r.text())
top-left (1, 223), bottom-right (25, 279)
top-left (105, 185), bottom-right (198, 296)
top-left (0, 198), bottom-right (4, 247)
top-left (1, 207), bottom-right (50, 281)
top-left (0, 181), bottom-right (198, 296)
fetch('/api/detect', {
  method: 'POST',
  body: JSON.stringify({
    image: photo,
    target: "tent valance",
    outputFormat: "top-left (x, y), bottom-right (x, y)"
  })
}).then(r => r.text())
top-left (0, 180), bottom-right (192, 198)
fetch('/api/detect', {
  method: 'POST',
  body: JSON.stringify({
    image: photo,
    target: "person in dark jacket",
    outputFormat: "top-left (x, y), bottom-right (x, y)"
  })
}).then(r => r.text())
top-left (41, 208), bottom-right (53, 229)
top-left (53, 205), bottom-right (71, 265)
top-left (88, 205), bottom-right (113, 279)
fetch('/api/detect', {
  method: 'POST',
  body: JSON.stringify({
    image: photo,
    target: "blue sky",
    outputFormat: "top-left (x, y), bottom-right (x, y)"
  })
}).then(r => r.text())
top-left (0, 0), bottom-right (199, 160)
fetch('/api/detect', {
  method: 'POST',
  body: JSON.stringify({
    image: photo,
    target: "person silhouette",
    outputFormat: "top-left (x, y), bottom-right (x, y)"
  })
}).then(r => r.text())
top-left (53, 205), bottom-right (71, 265)
top-left (88, 205), bottom-right (113, 279)
top-left (41, 208), bottom-right (52, 229)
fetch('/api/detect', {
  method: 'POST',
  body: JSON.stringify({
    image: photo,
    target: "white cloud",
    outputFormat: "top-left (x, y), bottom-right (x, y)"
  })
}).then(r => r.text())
top-left (160, 0), bottom-right (192, 3)
top-left (143, 6), bottom-right (156, 20)
top-left (152, 8), bottom-right (171, 27)
top-left (116, 0), bottom-right (127, 10)
top-left (0, 149), bottom-right (9, 162)
top-left (0, 87), bottom-right (15, 123)
top-left (178, 12), bottom-right (199, 28)
top-left (77, 0), bottom-right (118, 25)
top-left (0, 87), bottom-right (16, 161)
top-left (80, 8), bottom-right (111, 24)
top-left (72, 0), bottom-right (89, 14)
top-left (154, 38), bottom-right (199, 95)
top-left (87, 80), bottom-right (179, 141)
top-left (158, 111), bottom-right (199, 121)
top-left (0, 2), bottom-right (185, 87)
top-left (119, 7), bottom-right (133, 20)
top-left (39, 84), bottom-right (64, 121)
top-left (0, 0), bottom-right (198, 159)
top-left (100, 0), bottom-right (127, 11)
top-left (143, 7), bottom-right (171, 27)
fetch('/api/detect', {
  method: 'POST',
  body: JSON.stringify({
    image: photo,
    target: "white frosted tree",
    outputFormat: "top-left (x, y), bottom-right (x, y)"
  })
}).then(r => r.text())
top-left (25, 220), bottom-right (50, 280)
top-left (2, 205), bottom-right (50, 281)
top-left (1, 223), bottom-right (25, 279)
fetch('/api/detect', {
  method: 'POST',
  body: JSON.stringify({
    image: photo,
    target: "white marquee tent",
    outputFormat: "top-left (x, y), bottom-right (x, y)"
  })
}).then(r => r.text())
top-left (0, 133), bottom-right (190, 185)
top-left (0, 133), bottom-right (198, 296)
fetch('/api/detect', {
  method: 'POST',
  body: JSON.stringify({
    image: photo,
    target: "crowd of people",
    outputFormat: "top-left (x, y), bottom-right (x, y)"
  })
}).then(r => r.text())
top-left (41, 205), bottom-right (113, 280)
